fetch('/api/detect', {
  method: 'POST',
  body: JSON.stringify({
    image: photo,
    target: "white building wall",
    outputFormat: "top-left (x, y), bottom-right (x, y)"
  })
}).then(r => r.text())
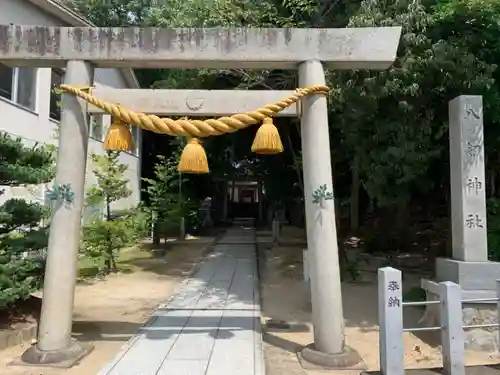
top-left (0, 0), bottom-right (142, 214)
top-left (0, 0), bottom-right (63, 25)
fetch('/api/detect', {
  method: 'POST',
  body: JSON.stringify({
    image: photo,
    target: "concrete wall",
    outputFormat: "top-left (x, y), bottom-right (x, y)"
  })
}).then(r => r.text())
top-left (0, 0), bottom-right (142, 214)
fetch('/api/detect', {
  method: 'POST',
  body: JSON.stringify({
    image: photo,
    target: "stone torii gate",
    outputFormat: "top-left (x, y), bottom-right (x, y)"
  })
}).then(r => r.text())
top-left (0, 25), bottom-right (401, 368)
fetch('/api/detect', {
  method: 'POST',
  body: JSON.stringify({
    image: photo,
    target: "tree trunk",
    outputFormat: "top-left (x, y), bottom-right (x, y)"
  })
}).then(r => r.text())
top-left (153, 220), bottom-right (160, 245)
top-left (290, 123), bottom-right (304, 197)
top-left (105, 196), bottom-right (113, 272)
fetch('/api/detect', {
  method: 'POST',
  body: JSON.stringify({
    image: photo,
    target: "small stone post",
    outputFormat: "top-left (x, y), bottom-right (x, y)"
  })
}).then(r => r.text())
top-left (378, 267), bottom-right (404, 375)
top-left (298, 60), bottom-right (360, 366)
top-left (497, 280), bottom-right (500, 348)
top-left (179, 217), bottom-right (186, 239)
top-left (230, 180), bottom-right (236, 219)
top-left (440, 282), bottom-right (465, 375)
top-left (22, 61), bottom-right (94, 365)
top-left (449, 96), bottom-right (487, 261)
top-left (231, 181), bottom-right (236, 202)
top-left (258, 181), bottom-right (264, 224)
top-left (222, 182), bottom-right (228, 221)
top-left (272, 219), bottom-right (280, 244)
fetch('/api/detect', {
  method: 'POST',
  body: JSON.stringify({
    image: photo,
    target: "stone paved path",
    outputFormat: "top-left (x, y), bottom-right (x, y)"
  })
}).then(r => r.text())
top-left (364, 365), bottom-right (500, 375)
top-left (97, 225), bottom-right (264, 375)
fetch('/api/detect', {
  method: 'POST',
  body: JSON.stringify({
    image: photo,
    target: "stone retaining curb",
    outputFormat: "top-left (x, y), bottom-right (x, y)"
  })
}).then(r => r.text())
top-left (0, 323), bottom-right (37, 350)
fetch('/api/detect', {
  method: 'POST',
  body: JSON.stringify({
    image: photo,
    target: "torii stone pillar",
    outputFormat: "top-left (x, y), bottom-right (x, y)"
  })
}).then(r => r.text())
top-left (0, 25), bottom-right (401, 368)
top-left (22, 60), bottom-right (94, 365)
top-left (298, 60), bottom-right (360, 366)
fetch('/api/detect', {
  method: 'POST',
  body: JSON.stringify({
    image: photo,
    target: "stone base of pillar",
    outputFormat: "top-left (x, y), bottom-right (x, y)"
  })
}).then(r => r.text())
top-left (13, 339), bottom-right (93, 369)
top-left (298, 344), bottom-right (366, 370)
top-left (420, 258), bottom-right (500, 352)
top-left (435, 258), bottom-right (500, 291)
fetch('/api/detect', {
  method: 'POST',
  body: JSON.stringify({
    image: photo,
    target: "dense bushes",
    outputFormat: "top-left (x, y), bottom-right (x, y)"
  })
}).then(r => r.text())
top-left (488, 198), bottom-right (500, 261)
top-left (0, 133), bottom-right (54, 308)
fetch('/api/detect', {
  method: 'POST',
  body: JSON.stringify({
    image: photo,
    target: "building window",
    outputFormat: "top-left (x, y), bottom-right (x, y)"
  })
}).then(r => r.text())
top-left (90, 115), bottom-right (103, 141)
top-left (15, 68), bottom-right (37, 110)
top-left (0, 63), bottom-right (38, 111)
top-left (50, 69), bottom-right (64, 121)
top-left (0, 64), bottom-right (13, 99)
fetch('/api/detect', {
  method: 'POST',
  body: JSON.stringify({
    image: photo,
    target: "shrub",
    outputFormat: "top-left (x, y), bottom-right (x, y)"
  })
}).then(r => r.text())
top-left (0, 133), bottom-right (54, 308)
top-left (82, 206), bottom-right (151, 273)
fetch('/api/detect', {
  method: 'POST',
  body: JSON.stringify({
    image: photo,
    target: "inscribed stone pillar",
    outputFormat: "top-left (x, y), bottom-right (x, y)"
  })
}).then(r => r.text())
top-left (421, 96), bottom-right (500, 353)
top-left (449, 96), bottom-right (487, 262)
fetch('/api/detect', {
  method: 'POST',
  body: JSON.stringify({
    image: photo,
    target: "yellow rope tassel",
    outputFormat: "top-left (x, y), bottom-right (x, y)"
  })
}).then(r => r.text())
top-left (59, 84), bottom-right (329, 174)
top-left (59, 84), bottom-right (329, 138)
top-left (251, 117), bottom-right (284, 155)
top-left (104, 116), bottom-right (135, 152)
top-left (178, 138), bottom-right (209, 174)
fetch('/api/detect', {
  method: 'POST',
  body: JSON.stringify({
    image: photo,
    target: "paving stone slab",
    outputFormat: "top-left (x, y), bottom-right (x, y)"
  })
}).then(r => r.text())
top-left (97, 310), bottom-right (192, 375)
top-left (97, 226), bottom-right (264, 375)
top-left (167, 310), bottom-right (223, 360)
top-left (157, 359), bottom-right (209, 375)
top-left (364, 366), bottom-right (500, 375)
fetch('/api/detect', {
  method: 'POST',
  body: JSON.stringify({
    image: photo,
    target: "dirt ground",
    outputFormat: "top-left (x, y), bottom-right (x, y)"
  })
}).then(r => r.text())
top-left (2, 225), bottom-right (499, 375)
top-left (259, 227), bottom-right (500, 375)
top-left (0, 236), bottom-right (214, 375)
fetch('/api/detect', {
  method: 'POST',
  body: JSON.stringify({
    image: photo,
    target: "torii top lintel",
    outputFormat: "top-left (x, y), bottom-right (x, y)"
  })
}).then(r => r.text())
top-left (0, 25), bottom-right (402, 70)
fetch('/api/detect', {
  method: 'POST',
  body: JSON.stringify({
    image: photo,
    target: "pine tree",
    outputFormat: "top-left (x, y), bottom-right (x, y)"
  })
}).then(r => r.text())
top-left (143, 139), bottom-right (194, 241)
top-left (0, 133), bottom-right (54, 308)
top-left (84, 151), bottom-right (132, 272)
top-left (86, 150), bottom-right (132, 216)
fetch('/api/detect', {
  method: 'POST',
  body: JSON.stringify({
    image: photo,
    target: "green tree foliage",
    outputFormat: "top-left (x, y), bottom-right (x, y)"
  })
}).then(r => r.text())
top-left (83, 151), bottom-right (144, 273)
top-left (62, 0), bottom-right (500, 256)
top-left (82, 209), bottom-right (150, 272)
top-left (0, 133), bottom-right (54, 308)
top-left (86, 151), bottom-right (132, 213)
top-left (331, 0), bottom-right (496, 214)
top-left (432, 0), bottom-right (500, 173)
top-left (143, 140), bottom-right (197, 236)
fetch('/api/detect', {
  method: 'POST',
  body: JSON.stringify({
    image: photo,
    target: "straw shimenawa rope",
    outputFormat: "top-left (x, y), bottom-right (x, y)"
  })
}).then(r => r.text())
top-left (59, 84), bottom-right (329, 137)
top-left (60, 84), bottom-right (329, 174)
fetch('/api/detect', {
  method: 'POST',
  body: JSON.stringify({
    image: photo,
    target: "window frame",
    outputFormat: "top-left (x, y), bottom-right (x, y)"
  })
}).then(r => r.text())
top-left (89, 114), bottom-right (104, 141)
top-left (49, 68), bottom-right (65, 121)
top-left (0, 63), bottom-right (13, 100)
top-left (0, 63), bottom-right (38, 112)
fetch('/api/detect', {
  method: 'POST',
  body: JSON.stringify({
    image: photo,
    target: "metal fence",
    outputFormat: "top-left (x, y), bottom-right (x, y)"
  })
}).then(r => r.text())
top-left (378, 267), bottom-right (500, 375)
